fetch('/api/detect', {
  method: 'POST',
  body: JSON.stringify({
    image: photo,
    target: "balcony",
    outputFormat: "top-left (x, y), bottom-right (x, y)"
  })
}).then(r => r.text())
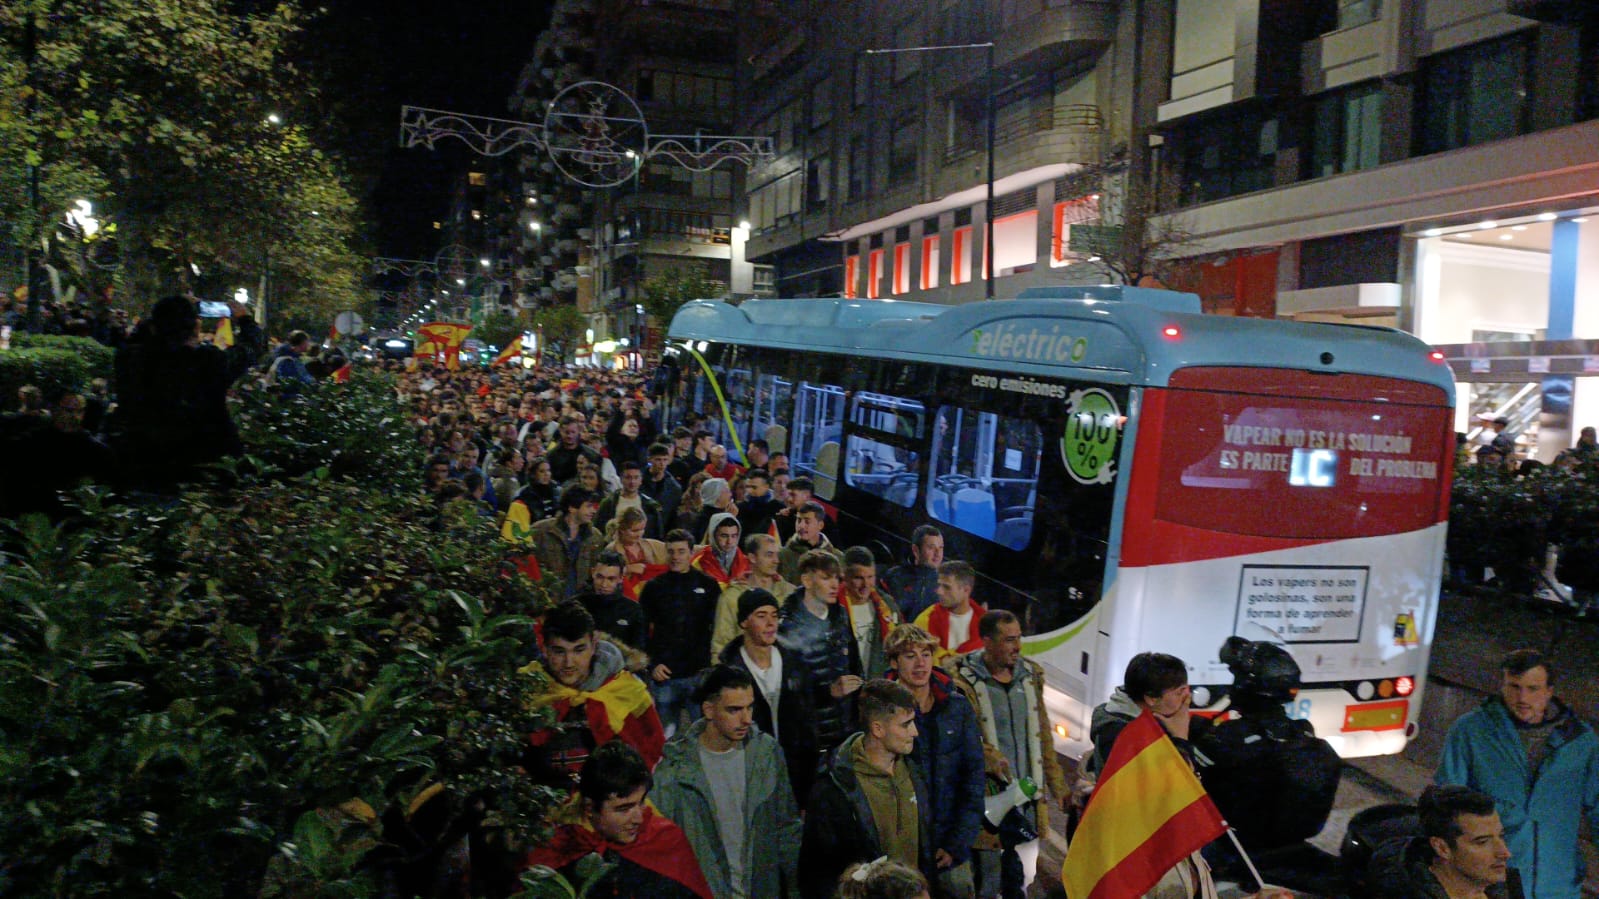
top-left (944, 103), bottom-right (1106, 168)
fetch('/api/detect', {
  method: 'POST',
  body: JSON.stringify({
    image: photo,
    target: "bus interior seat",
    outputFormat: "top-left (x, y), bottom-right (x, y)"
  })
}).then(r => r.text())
top-left (953, 487), bottom-right (996, 540)
top-left (765, 424), bottom-right (787, 455)
top-left (814, 440), bottom-right (840, 496)
top-left (995, 513), bottom-right (1033, 551)
top-left (930, 491), bottom-right (951, 521)
top-left (885, 473), bottom-right (918, 507)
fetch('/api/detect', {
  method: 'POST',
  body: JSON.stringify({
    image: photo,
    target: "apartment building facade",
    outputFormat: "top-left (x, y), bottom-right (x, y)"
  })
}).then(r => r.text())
top-left (1143, 0), bottom-right (1599, 456)
top-left (734, 0), bottom-right (1142, 303)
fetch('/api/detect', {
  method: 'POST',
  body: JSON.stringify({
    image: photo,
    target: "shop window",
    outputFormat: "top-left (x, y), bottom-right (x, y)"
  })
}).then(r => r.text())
top-left (867, 248), bottom-right (884, 299)
top-left (921, 235), bottom-right (941, 289)
top-left (985, 209), bottom-right (1038, 278)
top-left (950, 225), bottom-right (972, 285)
top-left (844, 392), bottom-right (924, 507)
top-left (1051, 194), bottom-right (1099, 266)
top-left (892, 243), bottom-right (911, 295)
top-left (844, 254), bottom-right (859, 298)
top-left (927, 406), bottom-right (1042, 549)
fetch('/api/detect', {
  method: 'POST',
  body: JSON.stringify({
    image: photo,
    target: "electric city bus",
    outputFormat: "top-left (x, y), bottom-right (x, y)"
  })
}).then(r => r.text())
top-left (654, 285), bottom-right (1455, 759)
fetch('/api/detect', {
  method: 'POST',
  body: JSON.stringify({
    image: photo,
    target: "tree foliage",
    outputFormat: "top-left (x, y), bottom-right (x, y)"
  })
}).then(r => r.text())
top-left (531, 304), bottom-right (583, 356)
top-left (474, 311), bottom-right (528, 355)
top-left (1064, 168), bottom-right (1203, 290)
top-left (0, 0), bottom-right (368, 328)
top-left (641, 268), bottom-right (724, 325)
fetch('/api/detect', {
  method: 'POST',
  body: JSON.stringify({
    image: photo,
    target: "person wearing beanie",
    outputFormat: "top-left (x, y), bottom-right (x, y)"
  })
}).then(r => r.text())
top-left (719, 586), bottom-right (817, 806)
top-left (712, 532), bottom-right (796, 658)
top-left (692, 476), bottom-right (736, 545)
top-left (692, 512), bottom-right (751, 588)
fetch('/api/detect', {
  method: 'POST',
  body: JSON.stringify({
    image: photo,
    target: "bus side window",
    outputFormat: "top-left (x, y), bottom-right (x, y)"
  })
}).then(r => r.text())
top-left (928, 405), bottom-right (1042, 549)
top-left (752, 372), bottom-right (795, 458)
top-left (844, 391), bottom-right (924, 508)
top-left (792, 381), bottom-right (846, 499)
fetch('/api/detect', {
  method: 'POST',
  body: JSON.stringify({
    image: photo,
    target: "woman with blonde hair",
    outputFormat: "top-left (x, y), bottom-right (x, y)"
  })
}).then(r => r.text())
top-left (836, 859), bottom-right (928, 899)
top-left (606, 505), bottom-right (667, 600)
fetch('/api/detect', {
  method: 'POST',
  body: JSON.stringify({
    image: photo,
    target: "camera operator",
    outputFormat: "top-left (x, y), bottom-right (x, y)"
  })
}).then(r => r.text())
top-left (108, 294), bottom-right (262, 492)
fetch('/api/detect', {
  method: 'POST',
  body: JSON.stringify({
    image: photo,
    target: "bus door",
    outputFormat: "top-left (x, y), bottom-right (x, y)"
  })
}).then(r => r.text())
top-left (791, 381), bottom-right (846, 499)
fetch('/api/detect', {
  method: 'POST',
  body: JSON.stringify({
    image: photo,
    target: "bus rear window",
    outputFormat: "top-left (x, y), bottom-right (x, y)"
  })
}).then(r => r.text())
top-left (1154, 386), bottom-right (1450, 539)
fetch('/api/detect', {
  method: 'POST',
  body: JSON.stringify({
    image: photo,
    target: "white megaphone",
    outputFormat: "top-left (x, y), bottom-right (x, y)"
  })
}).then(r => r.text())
top-left (984, 776), bottom-right (1039, 829)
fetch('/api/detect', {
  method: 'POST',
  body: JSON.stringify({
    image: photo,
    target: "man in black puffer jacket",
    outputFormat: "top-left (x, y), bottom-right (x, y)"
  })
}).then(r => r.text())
top-left (1367, 784), bottom-right (1518, 899)
top-left (777, 549), bottom-right (862, 754)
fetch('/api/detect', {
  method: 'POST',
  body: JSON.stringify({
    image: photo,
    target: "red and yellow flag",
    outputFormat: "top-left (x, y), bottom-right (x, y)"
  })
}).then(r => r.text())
top-left (492, 341), bottom-right (521, 366)
top-left (415, 321), bottom-right (472, 371)
top-left (212, 316), bottom-right (234, 349)
top-left (1062, 711), bottom-right (1226, 899)
top-left (331, 363), bottom-right (352, 383)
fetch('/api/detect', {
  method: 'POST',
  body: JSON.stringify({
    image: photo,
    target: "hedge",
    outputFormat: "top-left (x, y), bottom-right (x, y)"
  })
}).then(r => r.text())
top-left (0, 335), bottom-right (115, 411)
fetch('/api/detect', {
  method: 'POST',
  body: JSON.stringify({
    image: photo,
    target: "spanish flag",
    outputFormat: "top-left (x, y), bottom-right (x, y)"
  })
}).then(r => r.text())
top-left (1062, 711), bottom-right (1226, 899)
top-left (492, 341), bottom-right (521, 366)
top-left (415, 321), bottom-right (472, 371)
top-left (213, 316), bottom-right (234, 349)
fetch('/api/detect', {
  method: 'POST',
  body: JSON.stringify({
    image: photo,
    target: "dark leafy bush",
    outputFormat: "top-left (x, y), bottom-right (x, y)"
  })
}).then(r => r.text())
top-left (232, 369), bottom-right (420, 486)
top-left (1447, 460), bottom-right (1599, 596)
top-left (0, 347), bottom-right (89, 410)
top-left (11, 333), bottom-right (116, 383)
top-left (0, 373), bottom-right (560, 896)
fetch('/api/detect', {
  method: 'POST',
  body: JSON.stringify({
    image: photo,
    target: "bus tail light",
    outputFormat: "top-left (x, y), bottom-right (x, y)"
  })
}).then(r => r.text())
top-left (1377, 679), bottom-right (1395, 698)
top-left (1162, 325), bottom-right (1181, 339)
top-left (1395, 676), bottom-right (1415, 697)
top-left (1428, 350), bottom-right (1447, 363)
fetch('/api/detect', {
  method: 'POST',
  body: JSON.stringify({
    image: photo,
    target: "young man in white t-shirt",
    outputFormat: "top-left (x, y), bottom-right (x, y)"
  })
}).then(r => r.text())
top-left (912, 560), bottom-right (987, 663)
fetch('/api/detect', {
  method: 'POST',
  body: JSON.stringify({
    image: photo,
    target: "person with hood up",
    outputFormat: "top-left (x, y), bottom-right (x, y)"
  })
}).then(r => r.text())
top-left (693, 476), bottom-right (737, 545)
top-left (694, 512), bottom-right (752, 588)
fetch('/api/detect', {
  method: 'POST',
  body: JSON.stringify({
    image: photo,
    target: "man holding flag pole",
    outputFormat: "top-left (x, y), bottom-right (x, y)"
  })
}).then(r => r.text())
top-left (1062, 653), bottom-right (1287, 899)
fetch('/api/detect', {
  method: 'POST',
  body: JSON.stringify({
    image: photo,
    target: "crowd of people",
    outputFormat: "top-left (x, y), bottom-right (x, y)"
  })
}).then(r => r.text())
top-left (403, 357), bottom-right (1069, 899)
top-left (7, 291), bottom-right (1594, 899)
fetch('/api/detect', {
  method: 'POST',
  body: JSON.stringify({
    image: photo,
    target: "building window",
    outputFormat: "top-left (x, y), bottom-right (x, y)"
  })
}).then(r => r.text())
top-left (807, 156), bottom-right (831, 211)
top-left (467, 171), bottom-right (486, 186)
top-left (888, 112), bottom-right (918, 188)
top-left (867, 248), bottom-right (884, 299)
top-left (1418, 34), bottom-right (1535, 155)
top-left (1335, 0), bottom-right (1380, 30)
top-left (921, 235), bottom-right (941, 289)
top-left (854, 53), bottom-right (870, 108)
top-left (1310, 82), bottom-right (1383, 179)
top-left (750, 171), bottom-right (801, 231)
top-left (1051, 194), bottom-right (1099, 266)
top-left (847, 135), bottom-right (868, 200)
top-left (950, 225), bottom-right (972, 285)
top-left (637, 70), bottom-right (734, 109)
top-left (1175, 110), bottom-right (1280, 205)
top-left (893, 15), bottom-right (923, 82)
top-left (985, 209), bottom-right (1038, 279)
top-left (844, 255), bottom-right (859, 298)
top-left (810, 77), bottom-right (832, 129)
top-left (892, 243), bottom-right (911, 295)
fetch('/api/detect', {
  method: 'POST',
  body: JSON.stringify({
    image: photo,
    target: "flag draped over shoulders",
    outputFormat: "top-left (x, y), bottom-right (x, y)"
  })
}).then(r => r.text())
top-left (1062, 710), bottom-right (1226, 899)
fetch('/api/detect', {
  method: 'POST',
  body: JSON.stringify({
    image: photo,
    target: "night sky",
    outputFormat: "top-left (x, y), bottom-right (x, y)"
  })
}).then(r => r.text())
top-left (304, 0), bottom-right (554, 260)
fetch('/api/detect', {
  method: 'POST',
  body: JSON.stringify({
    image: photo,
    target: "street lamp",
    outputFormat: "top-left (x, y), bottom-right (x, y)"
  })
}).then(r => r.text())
top-left (864, 40), bottom-right (996, 300)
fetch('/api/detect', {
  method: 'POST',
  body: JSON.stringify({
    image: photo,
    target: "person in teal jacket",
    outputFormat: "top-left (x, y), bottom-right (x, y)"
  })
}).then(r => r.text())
top-left (1436, 649), bottom-right (1599, 899)
top-left (652, 665), bottom-right (801, 899)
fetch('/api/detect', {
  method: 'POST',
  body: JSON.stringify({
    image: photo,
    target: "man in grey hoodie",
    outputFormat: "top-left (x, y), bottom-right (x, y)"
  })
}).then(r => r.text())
top-left (653, 665), bottom-right (802, 899)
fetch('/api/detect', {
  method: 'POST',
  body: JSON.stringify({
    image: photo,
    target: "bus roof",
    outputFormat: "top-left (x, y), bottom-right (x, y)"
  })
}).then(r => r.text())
top-left (666, 285), bottom-right (1455, 398)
